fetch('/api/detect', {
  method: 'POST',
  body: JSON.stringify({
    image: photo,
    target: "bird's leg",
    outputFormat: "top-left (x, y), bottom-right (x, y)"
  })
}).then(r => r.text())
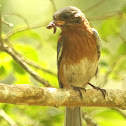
top-left (88, 82), bottom-right (106, 98)
top-left (72, 86), bottom-right (86, 99)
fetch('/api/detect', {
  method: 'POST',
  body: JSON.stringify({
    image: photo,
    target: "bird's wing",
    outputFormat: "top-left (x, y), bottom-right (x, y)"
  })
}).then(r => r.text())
top-left (57, 41), bottom-right (63, 66)
top-left (92, 28), bottom-right (101, 59)
top-left (57, 35), bottom-right (64, 88)
top-left (92, 28), bottom-right (101, 75)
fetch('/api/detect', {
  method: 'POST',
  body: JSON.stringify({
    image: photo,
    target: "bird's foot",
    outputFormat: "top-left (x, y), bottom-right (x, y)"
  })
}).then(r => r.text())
top-left (88, 82), bottom-right (106, 98)
top-left (72, 86), bottom-right (86, 99)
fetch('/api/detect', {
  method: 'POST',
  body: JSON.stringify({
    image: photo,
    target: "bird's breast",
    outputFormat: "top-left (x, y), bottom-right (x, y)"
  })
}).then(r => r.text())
top-left (60, 58), bottom-right (98, 88)
top-left (58, 29), bottom-right (98, 88)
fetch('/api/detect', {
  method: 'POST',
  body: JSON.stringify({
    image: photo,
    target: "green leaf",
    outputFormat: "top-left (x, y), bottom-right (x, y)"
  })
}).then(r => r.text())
top-left (0, 52), bottom-right (13, 78)
top-left (95, 109), bottom-right (126, 126)
top-left (122, 5), bottom-right (126, 13)
top-left (0, 66), bottom-right (6, 75)
top-left (99, 61), bottom-right (108, 67)
top-left (99, 17), bottom-right (122, 39)
top-left (15, 44), bottom-right (39, 61)
top-left (102, 48), bottom-right (111, 56)
top-left (11, 61), bottom-right (25, 74)
top-left (118, 42), bottom-right (126, 55)
top-left (9, 26), bottom-right (42, 41)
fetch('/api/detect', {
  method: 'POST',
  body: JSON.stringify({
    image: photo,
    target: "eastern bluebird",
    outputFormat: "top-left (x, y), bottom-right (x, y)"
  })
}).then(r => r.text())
top-left (47, 6), bottom-right (105, 126)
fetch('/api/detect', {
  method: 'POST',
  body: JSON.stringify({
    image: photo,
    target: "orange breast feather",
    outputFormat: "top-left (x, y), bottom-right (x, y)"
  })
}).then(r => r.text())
top-left (58, 28), bottom-right (98, 89)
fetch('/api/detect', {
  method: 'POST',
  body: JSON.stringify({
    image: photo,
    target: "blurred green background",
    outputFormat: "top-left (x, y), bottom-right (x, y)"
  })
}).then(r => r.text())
top-left (0, 0), bottom-right (126, 126)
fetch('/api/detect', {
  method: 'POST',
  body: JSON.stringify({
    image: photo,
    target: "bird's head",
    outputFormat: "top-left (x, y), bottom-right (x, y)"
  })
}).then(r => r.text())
top-left (47, 6), bottom-right (86, 33)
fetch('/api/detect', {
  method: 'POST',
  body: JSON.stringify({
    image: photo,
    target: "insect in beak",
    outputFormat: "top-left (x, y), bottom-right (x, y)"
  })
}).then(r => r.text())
top-left (46, 21), bottom-right (57, 34)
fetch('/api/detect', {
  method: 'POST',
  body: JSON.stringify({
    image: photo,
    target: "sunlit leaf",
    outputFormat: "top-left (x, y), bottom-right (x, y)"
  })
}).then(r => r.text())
top-left (102, 48), bottom-right (111, 56)
top-left (0, 66), bottom-right (6, 75)
top-left (10, 28), bottom-right (42, 42)
top-left (99, 61), bottom-right (108, 67)
top-left (15, 44), bottom-right (39, 61)
top-left (99, 17), bottom-right (123, 39)
top-left (122, 4), bottom-right (126, 13)
top-left (118, 42), bottom-right (126, 55)
top-left (11, 61), bottom-right (25, 74)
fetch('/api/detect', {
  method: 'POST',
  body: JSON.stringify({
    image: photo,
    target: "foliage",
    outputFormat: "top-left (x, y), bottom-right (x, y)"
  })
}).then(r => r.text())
top-left (0, 0), bottom-right (126, 125)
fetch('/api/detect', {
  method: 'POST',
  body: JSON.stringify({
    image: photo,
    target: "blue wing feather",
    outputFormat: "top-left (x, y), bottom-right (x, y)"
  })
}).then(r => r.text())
top-left (92, 28), bottom-right (101, 75)
top-left (57, 36), bottom-right (64, 88)
top-left (92, 28), bottom-right (101, 59)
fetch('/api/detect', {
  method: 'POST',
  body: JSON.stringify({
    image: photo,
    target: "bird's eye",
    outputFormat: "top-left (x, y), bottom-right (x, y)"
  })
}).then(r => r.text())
top-left (62, 13), bottom-right (70, 20)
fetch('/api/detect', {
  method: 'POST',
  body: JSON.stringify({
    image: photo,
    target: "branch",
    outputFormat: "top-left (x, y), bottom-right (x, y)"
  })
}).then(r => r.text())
top-left (4, 22), bottom-right (48, 41)
top-left (0, 109), bottom-right (17, 126)
top-left (88, 11), bottom-right (122, 21)
top-left (82, 111), bottom-right (98, 126)
top-left (50, 0), bottom-right (57, 12)
top-left (22, 58), bottom-right (57, 76)
top-left (3, 45), bottom-right (57, 76)
top-left (99, 56), bottom-right (122, 87)
top-left (2, 17), bottom-right (14, 27)
top-left (83, 0), bottom-right (106, 13)
top-left (0, 84), bottom-right (126, 109)
top-left (3, 13), bottom-right (30, 26)
top-left (2, 44), bottom-right (52, 87)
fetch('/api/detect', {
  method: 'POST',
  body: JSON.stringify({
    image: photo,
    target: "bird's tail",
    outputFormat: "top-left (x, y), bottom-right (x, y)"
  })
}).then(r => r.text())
top-left (65, 107), bottom-right (82, 126)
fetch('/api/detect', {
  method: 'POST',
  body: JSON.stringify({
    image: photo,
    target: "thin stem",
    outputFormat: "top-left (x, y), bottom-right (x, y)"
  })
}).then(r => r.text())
top-left (83, 0), bottom-right (106, 13)
top-left (2, 43), bottom-right (52, 87)
top-left (4, 23), bottom-right (48, 41)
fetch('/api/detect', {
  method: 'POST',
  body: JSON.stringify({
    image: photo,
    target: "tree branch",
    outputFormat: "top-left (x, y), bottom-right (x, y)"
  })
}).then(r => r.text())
top-left (50, 0), bottom-right (57, 12)
top-left (3, 13), bottom-right (30, 27)
top-left (4, 22), bottom-right (48, 41)
top-left (83, 0), bottom-right (106, 13)
top-left (22, 57), bottom-right (57, 76)
top-left (2, 17), bottom-right (14, 27)
top-left (88, 11), bottom-right (122, 21)
top-left (1, 44), bottom-right (52, 87)
top-left (82, 111), bottom-right (98, 126)
top-left (2, 44), bottom-right (57, 76)
top-left (99, 56), bottom-right (122, 87)
top-left (0, 109), bottom-right (17, 126)
top-left (0, 83), bottom-right (126, 109)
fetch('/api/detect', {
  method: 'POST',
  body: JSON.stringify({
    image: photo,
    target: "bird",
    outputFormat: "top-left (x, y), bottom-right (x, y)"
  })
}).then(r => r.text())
top-left (47, 6), bottom-right (105, 126)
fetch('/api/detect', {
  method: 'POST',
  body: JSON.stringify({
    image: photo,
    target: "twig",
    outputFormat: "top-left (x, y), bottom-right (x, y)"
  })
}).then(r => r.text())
top-left (118, 33), bottom-right (126, 42)
top-left (88, 11), bottom-right (122, 21)
top-left (50, 0), bottom-right (57, 12)
top-left (1, 42), bottom-right (57, 76)
top-left (0, 84), bottom-right (126, 109)
top-left (4, 23), bottom-right (48, 41)
top-left (2, 17), bottom-right (14, 27)
top-left (99, 56), bottom-right (122, 87)
top-left (83, 0), bottom-right (107, 13)
top-left (16, 52), bottom-right (57, 76)
top-left (2, 43), bottom-right (52, 87)
top-left (7, 47), bottom-right (57, 76)
top-left (0, 109), bottom-right (17, 126)
top-left (3, 13), bottom-right (29, 27)
top-left (82, 111), bottom-right (98, 126)
top-left (24, 58), bottom-right (57, 76)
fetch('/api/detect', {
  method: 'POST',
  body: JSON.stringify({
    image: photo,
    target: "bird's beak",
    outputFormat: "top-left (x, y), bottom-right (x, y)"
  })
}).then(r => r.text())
top-left (55, 20), bottom-right (65, 26)
top-left (47, 20), bottom-right (65, 34)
